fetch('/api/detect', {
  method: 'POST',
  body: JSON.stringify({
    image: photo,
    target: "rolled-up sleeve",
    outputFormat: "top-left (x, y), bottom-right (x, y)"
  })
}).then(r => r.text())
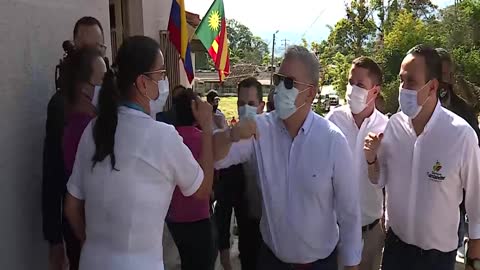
top-left (332, 135), bottom-right (362, 266)
top-left (461, 129), bottom-right (480, 239)
top-left (214, 138), bottom-right (254, 169)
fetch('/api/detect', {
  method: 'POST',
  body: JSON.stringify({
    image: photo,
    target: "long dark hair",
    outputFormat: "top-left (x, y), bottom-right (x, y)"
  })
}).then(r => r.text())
top-left (173, 86), bottom-right (197, 127)
top-left (92, 36), bottom-right (161, 170)
top-left (60, 47), bottom-right (102, 106)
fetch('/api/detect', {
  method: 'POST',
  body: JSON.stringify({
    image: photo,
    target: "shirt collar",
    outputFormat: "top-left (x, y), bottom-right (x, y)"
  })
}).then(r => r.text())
top-left (273, 110), bottom-right (315, 135)
top-left (119, 106), bottom-right (152, 119)
top-left (402, 99), bottom-right (442, 134)
top-left (346, 106), bottom-right (379, 129)
top-left (422, 99), bottom-right (442, 134)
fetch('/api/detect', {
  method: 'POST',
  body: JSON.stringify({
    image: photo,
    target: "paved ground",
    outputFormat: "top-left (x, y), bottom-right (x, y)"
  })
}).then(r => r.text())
top-left (163, 226), bottom-right (465, 270)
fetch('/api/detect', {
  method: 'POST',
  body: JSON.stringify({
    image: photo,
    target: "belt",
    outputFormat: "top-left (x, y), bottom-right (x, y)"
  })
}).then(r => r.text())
top-left (362, 219), bottom-right (380, 232)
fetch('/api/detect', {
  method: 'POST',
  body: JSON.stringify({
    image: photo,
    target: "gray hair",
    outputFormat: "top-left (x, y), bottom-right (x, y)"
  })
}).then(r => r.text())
top-left (283, 45), bottom-right (321, 87)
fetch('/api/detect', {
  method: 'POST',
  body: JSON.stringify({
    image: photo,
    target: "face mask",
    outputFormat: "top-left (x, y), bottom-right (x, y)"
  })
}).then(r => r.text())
top-left (238, 105), bottom-right (258, 120)
top-left (212, 105), bottom-right (218, 113)
top-left (346, 84), bottom-right (371, 114)
top-left (273, 81), bottom-right (307, 120)
top-left (399, 81), bottom-right (431, 119)
top-left (91, 85), bottom-right (101, 108)
top-left (149, 79), bottom-right (170, 118)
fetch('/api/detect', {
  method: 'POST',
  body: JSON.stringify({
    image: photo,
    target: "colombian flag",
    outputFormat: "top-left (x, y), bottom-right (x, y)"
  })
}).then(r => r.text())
top-left (195, 0), bottom-right (230, 82)
top-left (168, 0), bottom-right (194, 83)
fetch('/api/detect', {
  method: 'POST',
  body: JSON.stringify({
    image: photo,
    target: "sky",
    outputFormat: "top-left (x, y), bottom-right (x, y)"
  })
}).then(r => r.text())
top-left (185, 0), bottom-right (454, 55)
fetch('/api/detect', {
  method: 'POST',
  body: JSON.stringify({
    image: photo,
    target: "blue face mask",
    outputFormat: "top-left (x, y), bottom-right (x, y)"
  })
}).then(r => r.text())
top-left (238, 105), bottom-right (258, 120)
top-left (273, 81), bottom-right (307, 119)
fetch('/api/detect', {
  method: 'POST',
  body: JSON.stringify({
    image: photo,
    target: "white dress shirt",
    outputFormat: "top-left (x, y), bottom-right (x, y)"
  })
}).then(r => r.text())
top-left (67, 107), bottom-right (203, 270)
top-left (326, 106), bottom-right (388, 226)
top-left (377, 101), bottom-right (480, 252)
top-left (216, 111), bottom-right (362, 266)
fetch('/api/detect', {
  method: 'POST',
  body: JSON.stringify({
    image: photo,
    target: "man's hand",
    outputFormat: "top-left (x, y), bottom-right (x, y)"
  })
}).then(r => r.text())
top-left (364, 132), bottom-right (383, 163)
top-left (466, 239), bottom-right (480, 270)
top-left (230, 118), bottom-right (258, 142)
top-left (49, 243), bottom-right (68, 270)
top-left (192, 97), bottom-right (213, 131)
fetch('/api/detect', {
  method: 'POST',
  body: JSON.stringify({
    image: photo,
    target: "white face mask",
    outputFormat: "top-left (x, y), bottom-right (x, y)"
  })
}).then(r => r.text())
top-left (346, 84), bottom-right (371, 114)
top-left (273, 81), bottom-right (307, 120)
top-left (238, 105), bottom-right (258, 120)
top-left (91, 85), bottom-right (101, 108)
top-left (399, 81), bottom-right (431, 119)
top-left (149, 78), bottom-right (170, 119)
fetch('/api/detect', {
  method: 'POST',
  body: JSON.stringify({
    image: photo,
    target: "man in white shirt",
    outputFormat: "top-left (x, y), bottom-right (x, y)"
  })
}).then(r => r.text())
top-left (206, 89), bottom-right (227, 131)
top-left (364, 45), bottom-right (480, 270)
top-left (213, 45), bottom-right (362, 270)
top-left (326, 56), bottom-right (388, 270)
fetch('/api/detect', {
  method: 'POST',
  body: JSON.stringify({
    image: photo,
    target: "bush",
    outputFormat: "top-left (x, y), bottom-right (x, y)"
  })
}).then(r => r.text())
top-left (382, 81), bottom-right (400, 114)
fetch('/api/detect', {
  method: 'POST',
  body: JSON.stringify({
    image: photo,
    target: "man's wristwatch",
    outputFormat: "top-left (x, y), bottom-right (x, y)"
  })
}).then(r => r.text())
top-left (467, 257), bottom-right (480, 270)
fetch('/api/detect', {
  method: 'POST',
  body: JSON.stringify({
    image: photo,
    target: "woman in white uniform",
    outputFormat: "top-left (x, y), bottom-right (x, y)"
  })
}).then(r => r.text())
top-left (63, 36), bottom-right (214, 270)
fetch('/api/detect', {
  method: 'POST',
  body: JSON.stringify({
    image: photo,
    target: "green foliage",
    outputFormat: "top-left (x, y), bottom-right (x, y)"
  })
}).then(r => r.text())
top-left (226, 19), bottom-right (269, 66)
top-left (314, 0), bottom-right (480, 114)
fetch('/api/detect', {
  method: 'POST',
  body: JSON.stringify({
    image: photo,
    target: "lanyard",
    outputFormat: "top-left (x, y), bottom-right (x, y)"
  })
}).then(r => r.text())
top-left (122, 102), bottom-right (146, 114)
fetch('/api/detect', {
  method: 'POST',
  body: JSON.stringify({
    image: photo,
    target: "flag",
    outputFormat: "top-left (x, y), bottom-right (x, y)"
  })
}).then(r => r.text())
top-left (168, 0), bottom-right (194, 83)
top-left (195, 0), bottom-right (230, 81)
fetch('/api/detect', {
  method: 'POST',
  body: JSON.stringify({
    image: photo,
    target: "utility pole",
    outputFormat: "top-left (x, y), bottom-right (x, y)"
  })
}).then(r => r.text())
top-left (282, 38), bottom-right (289, 52)
top-left (270, 30), bottom-right (279, 87)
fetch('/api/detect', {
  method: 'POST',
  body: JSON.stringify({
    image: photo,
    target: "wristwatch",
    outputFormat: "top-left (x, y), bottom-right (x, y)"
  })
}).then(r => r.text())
top-left (467, 258), bottom-right (480, 270)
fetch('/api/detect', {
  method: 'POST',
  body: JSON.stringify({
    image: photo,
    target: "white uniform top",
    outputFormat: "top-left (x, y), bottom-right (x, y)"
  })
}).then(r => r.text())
top-left (377, 101), bottom-right (480, 252)
top-left (326, 106), bottom-right (388, 226)
top-left (67, 107), bottom-right (203, 270)
top-left (215, 111), bottom-right (362, 266)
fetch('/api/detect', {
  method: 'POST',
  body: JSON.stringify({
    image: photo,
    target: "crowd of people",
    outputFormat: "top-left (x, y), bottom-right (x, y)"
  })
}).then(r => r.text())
top-left (41, 16), bottom-right (480, 270)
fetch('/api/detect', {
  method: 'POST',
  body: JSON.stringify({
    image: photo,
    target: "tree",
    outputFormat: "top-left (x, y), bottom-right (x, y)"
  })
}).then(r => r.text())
top-left (226, 19), bottom-right (269, 66)
top-left (327, 0), bottom-right (376, 57)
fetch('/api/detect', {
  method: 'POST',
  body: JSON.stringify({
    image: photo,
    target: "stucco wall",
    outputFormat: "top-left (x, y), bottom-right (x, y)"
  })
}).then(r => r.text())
top-left (142, 0), bottom-right (171, 40)
top-left (0, 1), bottom-right (110, 269)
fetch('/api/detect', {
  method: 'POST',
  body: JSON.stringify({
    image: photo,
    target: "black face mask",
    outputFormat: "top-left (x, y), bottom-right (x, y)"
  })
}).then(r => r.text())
top-left (212, 105), bottom-right (218, 112)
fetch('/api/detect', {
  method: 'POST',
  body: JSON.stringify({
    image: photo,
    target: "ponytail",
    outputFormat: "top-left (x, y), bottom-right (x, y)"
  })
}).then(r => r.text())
top-left (91, 35), bottom-right (161, 170)
top-left (92, 68), bottom-right (119, 170)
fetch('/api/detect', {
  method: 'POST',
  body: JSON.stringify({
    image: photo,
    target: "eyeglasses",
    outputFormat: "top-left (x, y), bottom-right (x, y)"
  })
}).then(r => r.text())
top-left (273, 73), bottom-right (314, 90)
top-left (144, 69), bottom-right (167, 80)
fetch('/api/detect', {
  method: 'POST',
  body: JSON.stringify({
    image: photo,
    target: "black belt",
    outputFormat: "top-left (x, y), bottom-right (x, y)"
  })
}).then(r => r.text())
top-left (362, 219), bottom-right (380, 232)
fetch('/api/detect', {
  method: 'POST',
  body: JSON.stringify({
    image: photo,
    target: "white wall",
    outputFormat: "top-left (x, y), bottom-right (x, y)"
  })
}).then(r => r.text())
top-left (0, 1), bottom-right (110, 269)
top-left (142, 0), bottom-right (171, 40)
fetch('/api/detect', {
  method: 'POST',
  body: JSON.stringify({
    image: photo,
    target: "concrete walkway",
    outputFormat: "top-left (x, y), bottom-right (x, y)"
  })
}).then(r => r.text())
top-left (163, 226), bottom-right (465, 270)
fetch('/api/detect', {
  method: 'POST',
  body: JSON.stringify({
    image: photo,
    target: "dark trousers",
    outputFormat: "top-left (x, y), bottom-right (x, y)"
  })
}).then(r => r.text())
top-left (382, 229), bottom-right (456, 270)
top-left (257, 241), bottom-right (337, 270)
top-left (167, 218), bottom-right (217, 270)
top-left (214, 165), bottom-right (262, 270)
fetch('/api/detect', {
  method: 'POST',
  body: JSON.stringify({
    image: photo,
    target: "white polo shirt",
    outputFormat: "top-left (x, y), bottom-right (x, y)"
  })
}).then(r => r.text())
top-left (326, 106), bottom-right (388, 226)
top-left (67, 107), bottom-right (204, 270)
top-left (215, 111), bottom-right (362, 266)
top-left (377, 101), bottom-right (480, 252)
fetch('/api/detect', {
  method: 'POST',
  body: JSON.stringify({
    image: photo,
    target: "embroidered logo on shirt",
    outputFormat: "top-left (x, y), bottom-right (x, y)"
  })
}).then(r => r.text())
top-left (427, 161), bottom-right (446, 182)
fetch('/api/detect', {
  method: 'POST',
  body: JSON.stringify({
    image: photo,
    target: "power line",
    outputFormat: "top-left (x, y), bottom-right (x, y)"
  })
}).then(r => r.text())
top-left (298, 7), bottom-right (328, 42)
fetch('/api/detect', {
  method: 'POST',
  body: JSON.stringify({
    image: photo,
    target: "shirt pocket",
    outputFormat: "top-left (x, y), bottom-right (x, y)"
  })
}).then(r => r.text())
top-left (299, 165), bottom-right (334, 198)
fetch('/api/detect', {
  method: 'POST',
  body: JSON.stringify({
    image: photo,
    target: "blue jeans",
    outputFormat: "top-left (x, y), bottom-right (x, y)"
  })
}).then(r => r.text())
top-left (257, 241), bottom-right (337, 270)
top-left (382, 229), bottom-right (456, 270)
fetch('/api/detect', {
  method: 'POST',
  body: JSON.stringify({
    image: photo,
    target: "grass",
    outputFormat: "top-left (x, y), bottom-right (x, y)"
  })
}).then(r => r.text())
top-left (218, 96), bottom-right (239, 122)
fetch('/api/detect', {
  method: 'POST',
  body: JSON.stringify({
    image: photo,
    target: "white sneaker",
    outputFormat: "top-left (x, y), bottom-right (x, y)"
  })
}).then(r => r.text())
top-left (457, 244), bottom-right (465, 258)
